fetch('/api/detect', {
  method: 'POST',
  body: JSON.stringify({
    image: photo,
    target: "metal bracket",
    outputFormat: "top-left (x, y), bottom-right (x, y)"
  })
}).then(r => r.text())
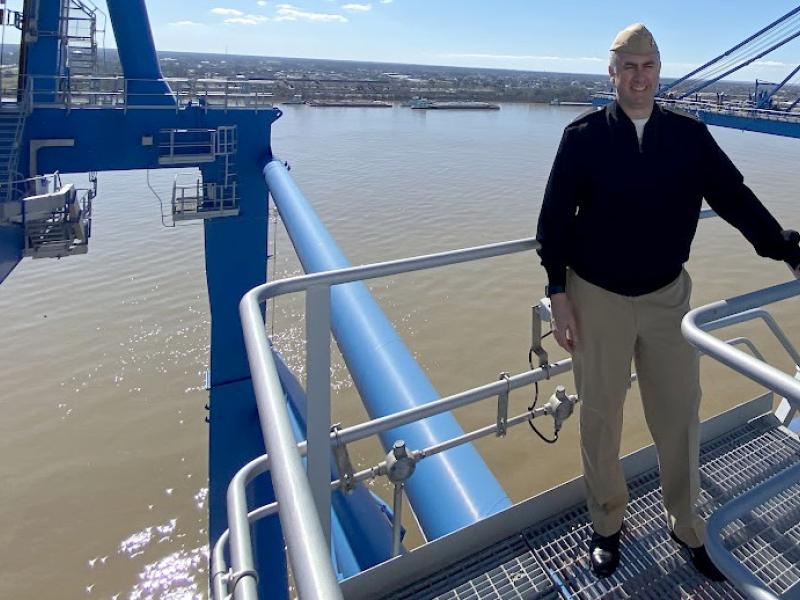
top-left (775, 367), bottom-right (800, 427)
top-left (496, 372), bottom-right (511, 437)
top-left (331, 423), bottom-right (357, 494)
top-left (226, 568), bottom-right (259, 596)
top-left (530, 304), bottom-right (550, 368)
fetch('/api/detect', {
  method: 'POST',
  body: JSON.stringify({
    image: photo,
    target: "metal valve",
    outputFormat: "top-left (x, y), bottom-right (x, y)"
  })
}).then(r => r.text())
top-left (542, 385), bottom-right (580, 434)
top-left (385, 440), bottom-right (417, 484)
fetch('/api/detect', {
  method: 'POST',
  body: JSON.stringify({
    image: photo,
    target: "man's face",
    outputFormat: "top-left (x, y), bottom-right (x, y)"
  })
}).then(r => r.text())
top-left (609, 52), bottom-right (660, 117)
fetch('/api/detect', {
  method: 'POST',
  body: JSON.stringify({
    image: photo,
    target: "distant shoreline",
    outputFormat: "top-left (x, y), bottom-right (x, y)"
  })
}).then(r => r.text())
top-left (1, 43), bottom-right (792, 106)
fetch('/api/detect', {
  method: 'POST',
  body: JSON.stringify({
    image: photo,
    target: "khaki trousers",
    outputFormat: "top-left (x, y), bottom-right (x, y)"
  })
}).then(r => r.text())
top-left (568, 269), bottom-right (705, 547)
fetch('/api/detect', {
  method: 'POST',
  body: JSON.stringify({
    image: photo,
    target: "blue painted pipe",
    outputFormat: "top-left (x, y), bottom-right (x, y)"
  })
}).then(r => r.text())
top-left (275, 352), bottom-right (395, 573)
top-left (263, 159), bottom-right (511, 540)
top-left (284, 387), bottom-right (360, 579)
top-left (105, 0), bottom-right (174, 104)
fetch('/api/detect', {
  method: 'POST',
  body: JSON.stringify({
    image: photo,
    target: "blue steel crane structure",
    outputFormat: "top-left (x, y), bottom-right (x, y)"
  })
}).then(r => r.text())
top-left (0, 1), bottom-right (289, 596)
top-left (0, 2), bottom-right (513, 597)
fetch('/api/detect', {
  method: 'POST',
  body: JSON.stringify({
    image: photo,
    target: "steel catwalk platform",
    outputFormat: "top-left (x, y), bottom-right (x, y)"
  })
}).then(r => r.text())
top-left (353, 410), bottom-right (800, 600)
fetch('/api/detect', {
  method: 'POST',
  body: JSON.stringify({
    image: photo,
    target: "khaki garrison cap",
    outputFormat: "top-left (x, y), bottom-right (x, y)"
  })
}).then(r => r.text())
top-left (610, 23), bottom-right (659, 55)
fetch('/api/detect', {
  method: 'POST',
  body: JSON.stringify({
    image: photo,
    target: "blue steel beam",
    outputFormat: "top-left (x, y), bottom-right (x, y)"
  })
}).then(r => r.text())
top-left (757, 64), bottom-right (800, 109)
top-left (0, 224), bottom-right (22, 283)
top-left (104, 0), bottom-right (174, 104)
top-left (677, 29), bottom-right (800, 100)
top-left (23, 106), bottom-right (280, 175)
top-left (594, 94), bottom-right (800, 139)
top-left (659, 5), bottom-right (800, 96)
top-left (263, 159), bottom-right (511, 541)
top-left (688, 108), bottom-right (800, 139)
top-left (23, 0), bottom-right (61, 102)
top-left (189, 110), bottom-right (286, 599)
top-left (276, 354), bottom-right (395, 574)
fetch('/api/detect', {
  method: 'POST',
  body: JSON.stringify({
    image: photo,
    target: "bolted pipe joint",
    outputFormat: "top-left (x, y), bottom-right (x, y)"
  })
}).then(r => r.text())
top-left (386, 440), bottom-right (417, 484)
top-left (542, 385), bottom-right (580, 434)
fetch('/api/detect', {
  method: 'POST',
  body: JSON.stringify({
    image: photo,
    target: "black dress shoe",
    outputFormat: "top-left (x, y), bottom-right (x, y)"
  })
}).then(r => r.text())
top-left (669, 530), bottom-right (726, 582)
top-left (589, 528), bottom-right (622, 578)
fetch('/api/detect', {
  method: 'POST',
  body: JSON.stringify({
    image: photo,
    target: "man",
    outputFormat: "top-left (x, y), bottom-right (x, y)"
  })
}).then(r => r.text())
top-left (536, 23), bottom-right (800, 580)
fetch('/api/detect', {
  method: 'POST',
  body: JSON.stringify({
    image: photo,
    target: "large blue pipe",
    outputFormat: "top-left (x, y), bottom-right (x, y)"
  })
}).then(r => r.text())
top-left (275, 353), bottom-right (395, 573)
top-left (263, 160), bottom-right (511, 540)
top-left (105, 0), bottom-right (174, 104)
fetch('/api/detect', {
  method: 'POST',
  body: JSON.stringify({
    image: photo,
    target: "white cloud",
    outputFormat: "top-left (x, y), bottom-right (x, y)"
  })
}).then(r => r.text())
top-left (275, 4), bottom-right (348, 23)
top-left (380, 0), bottom-right (393, 3)
top-left (257, 0), bottom-right (267, 4)
top-left (211, 7), bottom-right (244, 16)
top-left (753, 60), bottom-right (789, 67)
top-left (342, 3), bottom-right (371, 11)
top-left (225, 14), bottom-right (269, 25)
top-left (170, 20), bottom-right (204, 27)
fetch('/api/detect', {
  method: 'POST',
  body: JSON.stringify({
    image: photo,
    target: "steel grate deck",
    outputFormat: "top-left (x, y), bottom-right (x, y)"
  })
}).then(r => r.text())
top-left (385, 537), bottom-right (556, 600)
top-left (386, 417), bottom-right (800, 599)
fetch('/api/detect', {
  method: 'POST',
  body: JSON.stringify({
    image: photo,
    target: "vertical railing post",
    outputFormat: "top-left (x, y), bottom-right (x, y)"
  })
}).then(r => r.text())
top-left (305, 283), bottom-right (332, 546)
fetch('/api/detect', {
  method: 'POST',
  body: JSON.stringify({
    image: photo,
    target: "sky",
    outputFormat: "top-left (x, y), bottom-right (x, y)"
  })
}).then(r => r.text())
top-left (9, 1), bottom-right (800, 80)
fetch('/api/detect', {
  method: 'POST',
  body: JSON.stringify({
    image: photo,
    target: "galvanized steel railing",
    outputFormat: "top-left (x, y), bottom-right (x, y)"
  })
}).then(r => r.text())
top-left (25, 75), bottom-right (275, 111)
top-left (231, 238), bottom-right (545, 600)
top-left (683, 277), bottom-right (800, 600)
top-left (211, 329), bottom-right (775, 600)
top-left (216, 226), bottom-right (800, 599)
top-left (594, 92), bottom-right (800, 120)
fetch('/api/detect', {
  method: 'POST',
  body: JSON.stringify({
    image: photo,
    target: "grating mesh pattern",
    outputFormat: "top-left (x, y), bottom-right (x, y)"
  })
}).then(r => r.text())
top-left (385, 536), bottom-right (555, 600)
top-left (696, 420), bottom-right (800, 518)
top-left (718, 481), bottom-right (800, 595)
top-left (387, 418), bottom-right (800, 599)
top-left (524, 479), bottom-right (745, 599)
top-left (522, 419), bottom-right (800, 598)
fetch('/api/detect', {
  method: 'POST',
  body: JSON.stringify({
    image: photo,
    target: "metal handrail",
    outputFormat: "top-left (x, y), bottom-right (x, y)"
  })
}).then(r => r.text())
top-left (701, 308), bottom-right (800, 367)
top-left (232, 229), bottom-right (800, 599)
top-left (214, 332), bottom-right (767, 551)
top-left (683, 279), bottom-right (800, 402)
top-left (594, 92), bottom-right (800, 122)
top-left (236, 238), bottom-right (540, 600)
top-left (26, 74), bottom-right (276, 111)
top-left (683, 279), bottom-right (800, 599)
top-left (706, 462), bottom-right (800, 600)
top-left (219, 297), bottom-right (799, 599)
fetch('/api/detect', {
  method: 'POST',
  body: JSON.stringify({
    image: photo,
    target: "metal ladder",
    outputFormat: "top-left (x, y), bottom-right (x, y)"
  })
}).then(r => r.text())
top-left (215, 125), bottom-right (238, 211)
top-left (59, 0), bottom-right (104, 77)
top-left (0, 99), bottom-right (29, 202)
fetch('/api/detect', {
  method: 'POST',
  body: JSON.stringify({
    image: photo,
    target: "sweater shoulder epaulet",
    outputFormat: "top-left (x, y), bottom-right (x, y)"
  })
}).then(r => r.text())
top-left (563, 105), bottom-right (604, 136)
top-left (569, 105), bottom-right (604, 126)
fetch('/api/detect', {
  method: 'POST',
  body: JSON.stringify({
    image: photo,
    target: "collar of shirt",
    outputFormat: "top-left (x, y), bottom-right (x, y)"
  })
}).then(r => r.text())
top-left (606, 100), bottom-right (664, 153)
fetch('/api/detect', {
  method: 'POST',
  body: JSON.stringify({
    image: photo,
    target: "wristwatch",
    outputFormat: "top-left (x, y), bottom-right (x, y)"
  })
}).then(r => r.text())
top-left (545, 284), bottom-right (566, 297)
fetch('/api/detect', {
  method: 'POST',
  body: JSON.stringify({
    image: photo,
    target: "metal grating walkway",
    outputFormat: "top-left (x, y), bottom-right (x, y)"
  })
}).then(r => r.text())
top-left (386, 537), bottom-right (557, 600)
top-left (386, 417), bottom-right (800, 599)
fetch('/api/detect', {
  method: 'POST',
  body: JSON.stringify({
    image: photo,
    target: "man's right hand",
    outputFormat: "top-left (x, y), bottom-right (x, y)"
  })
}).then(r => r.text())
top-left (550, 293), bottom-right (579, 353)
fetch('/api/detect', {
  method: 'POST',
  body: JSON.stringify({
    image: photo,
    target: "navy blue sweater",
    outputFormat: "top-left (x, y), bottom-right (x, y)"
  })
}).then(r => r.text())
top-left (536, 101), bottom-right (800, 296)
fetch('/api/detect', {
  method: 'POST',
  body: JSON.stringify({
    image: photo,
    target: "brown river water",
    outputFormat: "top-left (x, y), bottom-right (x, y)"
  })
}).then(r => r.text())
top-left (1, 103), bottom-right (798, 598)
